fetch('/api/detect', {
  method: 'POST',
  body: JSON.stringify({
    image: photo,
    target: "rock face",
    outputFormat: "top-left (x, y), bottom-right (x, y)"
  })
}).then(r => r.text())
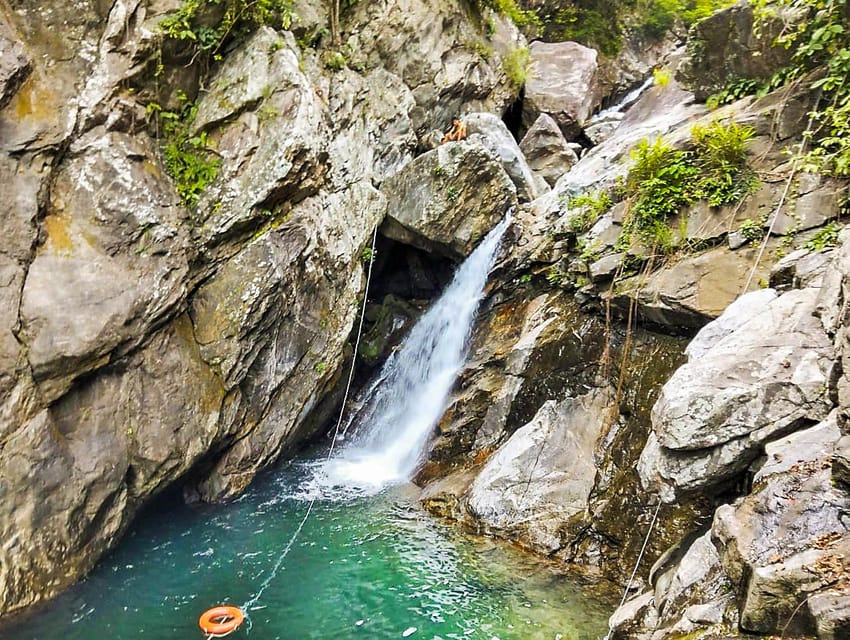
top-left (639, 287), bottom-right (834, 500)
top-left (380, 140), bottom-right (518, 257)
top-left (0, 25), bottom-right (30, 109)
top-left (519, 113), bottom-right (579, 187)
top-left (677, 1), bottom-right (796, 101)
top-left (522, 40), bottom-right (601, 140)
top-left (0, 0), bottom-right (520, 616)
top-left (467, 387), bottom-right (614, 553)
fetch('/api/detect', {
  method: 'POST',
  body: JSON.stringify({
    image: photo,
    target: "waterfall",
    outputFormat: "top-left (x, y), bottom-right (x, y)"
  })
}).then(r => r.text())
top-left (589, 75), bottom-right (654, 123)
top-left (315, 215), bottom-right (511, 495)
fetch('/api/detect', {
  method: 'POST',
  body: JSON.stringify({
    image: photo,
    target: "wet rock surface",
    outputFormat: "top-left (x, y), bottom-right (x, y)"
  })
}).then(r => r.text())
top-left (0, 0), bottom-right (518, 615)
top-left (2, 0), bottom-right (850, 634)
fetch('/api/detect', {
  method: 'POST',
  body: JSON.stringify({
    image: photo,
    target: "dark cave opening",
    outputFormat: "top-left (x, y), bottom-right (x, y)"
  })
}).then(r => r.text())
top-left (301, 235), bottom-right (459, 447)
top-left (502, 89), bottom-right (525, 141)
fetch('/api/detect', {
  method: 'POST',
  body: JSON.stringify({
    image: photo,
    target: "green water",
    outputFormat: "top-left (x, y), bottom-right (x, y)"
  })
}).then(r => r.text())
top-left (0, 460), bottom-right (613, 640)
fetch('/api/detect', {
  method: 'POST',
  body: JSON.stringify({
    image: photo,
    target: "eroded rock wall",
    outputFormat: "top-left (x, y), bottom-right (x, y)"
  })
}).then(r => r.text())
top-left (0, 0), bottom-right (521, 615)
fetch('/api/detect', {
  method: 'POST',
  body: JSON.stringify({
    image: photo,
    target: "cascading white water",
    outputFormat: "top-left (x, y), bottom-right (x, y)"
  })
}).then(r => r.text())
top-left (316, 215), bottom-right (511, 495)
top-left (589, 75), bottom-right (654, 123)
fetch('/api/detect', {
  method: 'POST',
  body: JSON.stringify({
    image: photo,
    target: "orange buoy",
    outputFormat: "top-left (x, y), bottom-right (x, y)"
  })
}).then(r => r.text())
top-left (199, 605), bottom-right (244, 637)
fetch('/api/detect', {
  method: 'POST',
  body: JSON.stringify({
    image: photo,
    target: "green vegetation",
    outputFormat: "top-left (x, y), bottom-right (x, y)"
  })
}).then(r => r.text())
top-left (690, 120), bottom-right (757, 206)
top-left (738, 216), bottom-right (765, 242)
top-left (159, 0), bottom-right (294, 60)
top-left (360, 246), bottom-right (376, 263)
top-left (620, 138), bottom-right (695, 250)
top-left (473, 0), bottom-right (541, 29)
top-left (553, 4), bottom-right (623, 56)
top-left (566, 190), bottom-right (613, 232)
top-left (653, 67), bottom-right (671, 87)
top-left (502, 46), bottom-right (530, 89)
top-left (147, 93), bottom-right (219, 206)
top-left (716, 0), bottom-right (850, 177)
top-left (617, 121), bottom-right (756, 250)
top-left (321, 49), bottom-right (347, 70)
top-left (805, 221), bottom-right (841, 251)
top-left (768, 0), bottom-right (850, 176)
top-left (705, 67), bottom-right (798, 109)
top-left (545, 263), bottom-right (569, 287)
top-left (637, 0), bottom-right (732, 40)
top-left (545, 0), bottom-right (731, 56)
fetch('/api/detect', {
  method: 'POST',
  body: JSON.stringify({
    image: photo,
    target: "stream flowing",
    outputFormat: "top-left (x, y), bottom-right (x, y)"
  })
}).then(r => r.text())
top-left (1, 218), bottom-right (615, 639)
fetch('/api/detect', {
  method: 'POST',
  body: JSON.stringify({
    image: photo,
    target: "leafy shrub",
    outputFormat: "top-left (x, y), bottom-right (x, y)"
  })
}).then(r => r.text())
top-left (653, 67), bottom-right (671, 87)
top-left (321, 49), bottom-right (347, 70)
top-left (566, 190), bottom-right (613, 232)
top-left (738, 216), bottom-right (764, 242)
top-left (638, 0), bottom-right (733, 40)
top-left (147, 94), bottom-right (219, 206)
top-left (753, 0), bottom-right (850, 176)
top-left (474, 0), bottom-right (541, 29)
top-left (690, 120), bottom-right (757, 206)
top-left (618, 121), bottom-right (756, 250)
top-left (502, 46), bottom-right (530, 89)
top-left (159, 0), bottom-right (294, 59)
top-left (805, 222), bottom-right (841, 251)
top-left (622, 138), bottom-right (696, 249)
top-left (554, 5), bottom-right (623, 57)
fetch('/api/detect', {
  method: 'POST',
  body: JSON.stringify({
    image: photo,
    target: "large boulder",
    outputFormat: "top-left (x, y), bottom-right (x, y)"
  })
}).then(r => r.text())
top-left (380, 140), bottom-right (517, 257)
top-left (639, 287), bottom-right (834, 499)
top-left (611, 245), bottom-right (772, 329)
top-left (677, 1), bottom-right (797, 101)
top-left (519, 113), bottom-right (578, 187)
top-left (713, 415), bottom-right (849, 636)
top-left (521, 41), bottom-right (601, 140)
top-left (466, 386), bottom-right (614, 553)
top-left (462, 111), bottom-right (545, 202)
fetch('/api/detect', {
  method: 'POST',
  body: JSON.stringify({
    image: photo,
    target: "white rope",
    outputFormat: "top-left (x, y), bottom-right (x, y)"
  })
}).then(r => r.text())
top-left (743, 87), bottom-right (821, 293)
top-left (239, 224), bottom-right (380, 622)
top-left (742, 163), bottom-right (797, 292)
top-left (604, 500), bottom-right (663, 640)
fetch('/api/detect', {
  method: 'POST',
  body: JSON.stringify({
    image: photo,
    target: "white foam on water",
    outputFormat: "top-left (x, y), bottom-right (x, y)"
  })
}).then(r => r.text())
top-left (305, 215), bottom-right (511, 499)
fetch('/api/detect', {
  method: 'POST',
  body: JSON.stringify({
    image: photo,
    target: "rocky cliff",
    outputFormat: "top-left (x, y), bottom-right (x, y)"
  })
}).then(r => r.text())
top-left (0, 0), bottom-right (523, 614)
top-left (2, 0), bottom-right (849, 637)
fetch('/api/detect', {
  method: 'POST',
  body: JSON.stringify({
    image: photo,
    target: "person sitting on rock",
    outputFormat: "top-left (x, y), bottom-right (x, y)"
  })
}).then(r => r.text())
top-left (441, 119), bottom-right (467, 144)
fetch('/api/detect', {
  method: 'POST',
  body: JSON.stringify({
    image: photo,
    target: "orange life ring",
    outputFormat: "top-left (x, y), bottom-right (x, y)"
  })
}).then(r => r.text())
top-left (198, 605), bottom-right (244, 637)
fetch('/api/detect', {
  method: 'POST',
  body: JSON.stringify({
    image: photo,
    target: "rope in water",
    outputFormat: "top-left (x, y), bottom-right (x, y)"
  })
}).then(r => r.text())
top-left (603, 499), bottom-right (662, 640)
top-left (238, 224), bottom-right (380, 626)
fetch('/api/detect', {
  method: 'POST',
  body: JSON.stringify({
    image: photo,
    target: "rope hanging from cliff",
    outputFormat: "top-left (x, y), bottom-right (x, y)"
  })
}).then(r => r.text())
top-left (238, 224), bottom-right (380, 627)
top-left (604, 499), bottom-right (662, 640)
top-left (743, 89), bottom-right (821, 293)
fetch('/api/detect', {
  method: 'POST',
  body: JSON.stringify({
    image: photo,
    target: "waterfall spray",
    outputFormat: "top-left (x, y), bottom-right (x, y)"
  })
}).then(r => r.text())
top-left (319, 214), bottom-right (512, 493)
